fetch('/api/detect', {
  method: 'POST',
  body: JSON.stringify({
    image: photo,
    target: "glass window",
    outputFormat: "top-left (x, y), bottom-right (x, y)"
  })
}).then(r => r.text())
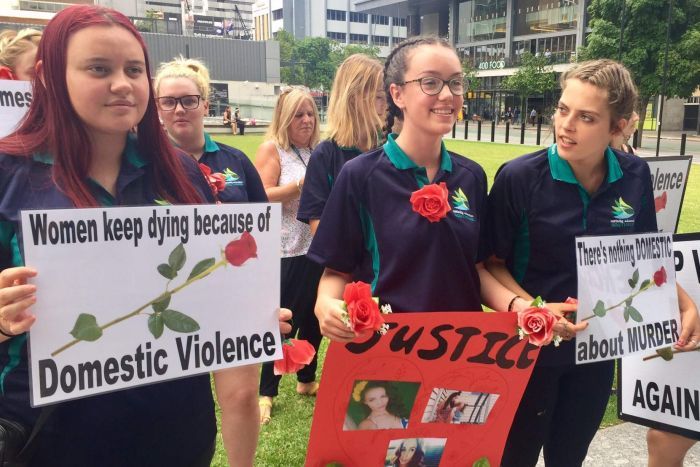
top-left (394, 17), bottom-right (407, 27)
top-left (327, 31), bottom-right (347, 42)
top-left (372, 35), bottom-right (389, 46)
top-left (372, 14), bottom-right (389, 25)
top-left (349, 12), bottom-right (368, 23)
top-left (272, 8), bottom-right (283, 20)
top-left (458, 0), bottom-right (507, 43)
top-left (513, 0), bottom-right (579, 36)
top-left (326, 9), bottom-right (346, 21)
top-left (349, 33), bottom-right (368, 44)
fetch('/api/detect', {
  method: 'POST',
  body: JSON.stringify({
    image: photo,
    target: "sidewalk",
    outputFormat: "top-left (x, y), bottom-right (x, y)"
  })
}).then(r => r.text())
top-left (536, 422), bottom-right (700, 466)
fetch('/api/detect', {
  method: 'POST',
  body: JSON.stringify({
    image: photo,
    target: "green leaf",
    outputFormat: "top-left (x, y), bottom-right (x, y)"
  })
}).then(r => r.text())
top-left (632, 269), bottom-right (639, 286)
top-left (623, 306), bottom-right (630, 322)
top-left (628, 279), bottom-right (635, 288)
top-left (152, 293), bottom-right (171, 313)
top-left (640, 279), bottom-right (651, 291)
top-left (593, 300), bottom-right (606, 317)
top-left (168, 243), bottom-right (186, 272)
top-left (148, 313), bottom-right (164, 339)
top-left (162, 309), bottom-right (200, 333)
top-left (656, 346), bottom-right (674, 361)
top-left (625, 298), bottom-right (633, 307)
top-left (69, 313), bottom-right (103, 342)
top-left (157, 263), bottom-right (176, 280)
top-left (627, 306), bottom-right (643, 323)
top-left (187, 257), bottom-right (216, 280)
top-left (531, 296), bottom-right (545, 308)
top-left (472, 457), bottom-right (491, 467)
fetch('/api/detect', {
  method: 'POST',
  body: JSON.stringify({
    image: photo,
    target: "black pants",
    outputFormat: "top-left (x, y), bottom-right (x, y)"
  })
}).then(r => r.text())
top-left (237, 122), bottom-right (245, 135)
top-left (259, 255), bottom-right (323, 397)
top-left (501, 360), bottom-right (614, 467)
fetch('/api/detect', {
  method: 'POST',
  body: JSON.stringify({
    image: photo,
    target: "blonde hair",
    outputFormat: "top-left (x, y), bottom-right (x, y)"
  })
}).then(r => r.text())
top-left (0, 28), bottom-right (41, 72)
top-left (561, 59), bottom-right (638, 130)
top-left (325, 54), bottom-right (384, 152)
top-left (154, 56), bottom-right (211, 101)
top-left (265, 88), bottom-right (320, 150)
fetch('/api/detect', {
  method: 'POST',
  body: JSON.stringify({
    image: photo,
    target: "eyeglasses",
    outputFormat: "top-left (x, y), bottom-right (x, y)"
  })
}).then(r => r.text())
top-left (156, 95), bottom-right (201, 111)
top-left (398, 76), bottom-right (466, 96)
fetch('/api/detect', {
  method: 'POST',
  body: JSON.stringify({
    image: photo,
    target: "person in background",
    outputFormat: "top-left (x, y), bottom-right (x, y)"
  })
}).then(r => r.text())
top-left (0, 28), bottom-right (41, 81)
top-left (610, 110), bottom-right (639, 155)
top-left (254, 88), bottom-right (322, 424)
top-left (154, 57), bottom-right (266, 204)
top-left (235, 106), bottom-right (246, 135)
top-left (647, 429), bottom-right (698, 467)
top-left (223, 105), bottom-right (235, 135)
top-left (297, 53), bottom-right (386, 234)
top-left (0, 6), bottom-right (254, 466)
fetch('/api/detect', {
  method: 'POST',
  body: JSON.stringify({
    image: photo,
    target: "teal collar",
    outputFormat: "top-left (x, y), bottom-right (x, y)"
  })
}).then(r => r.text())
top-left (203, 132), bottom-right (220, 153)
top-left (32, 133), bottom-right (146, 168)
top-left (383, 133), bottom-right (452, 172)
top-left (547, 144), bottom-right (622, 185)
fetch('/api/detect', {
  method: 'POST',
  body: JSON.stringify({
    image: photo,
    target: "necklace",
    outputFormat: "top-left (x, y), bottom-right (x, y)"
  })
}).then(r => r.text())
top-left (290, 145), bottom-right (308, 168)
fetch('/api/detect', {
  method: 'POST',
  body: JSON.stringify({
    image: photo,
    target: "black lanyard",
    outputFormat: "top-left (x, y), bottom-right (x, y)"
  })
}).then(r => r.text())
top-left (290, 145), bottom-right (308, 168)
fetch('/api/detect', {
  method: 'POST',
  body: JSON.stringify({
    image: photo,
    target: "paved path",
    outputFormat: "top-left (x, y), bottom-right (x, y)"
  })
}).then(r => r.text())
top-left (536, 422), bottom-right (700, 466)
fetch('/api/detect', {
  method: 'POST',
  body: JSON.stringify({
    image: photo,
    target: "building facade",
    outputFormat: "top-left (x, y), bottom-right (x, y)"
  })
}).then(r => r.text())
top-left (252, 0), bottom-right (408, 56)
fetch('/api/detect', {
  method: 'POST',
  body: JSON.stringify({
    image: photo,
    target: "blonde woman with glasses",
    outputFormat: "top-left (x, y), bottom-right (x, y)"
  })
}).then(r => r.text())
top-left (297, 54), bottom-right (386, 234)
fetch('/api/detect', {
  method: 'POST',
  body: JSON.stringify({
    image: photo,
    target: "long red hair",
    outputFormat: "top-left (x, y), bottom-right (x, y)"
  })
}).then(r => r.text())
top-left (0, 5), bottom-right (203, 206)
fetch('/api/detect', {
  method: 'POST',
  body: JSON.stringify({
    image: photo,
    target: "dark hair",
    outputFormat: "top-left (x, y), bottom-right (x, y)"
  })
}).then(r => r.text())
top-left (382, 35), bottom-right (455, 136)
top-left (0, 5), bottom-right (203, 207)
top-left (360, 381), bottom-right (407, 419)
top-left (392, 438), bottom-right (426, 467)
top-left (442, 391), bottom-right (462, 409)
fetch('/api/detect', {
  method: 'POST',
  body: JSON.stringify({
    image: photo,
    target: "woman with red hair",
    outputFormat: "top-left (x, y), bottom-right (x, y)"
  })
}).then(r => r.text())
top-left (0, 5), bottom-right (254, 466)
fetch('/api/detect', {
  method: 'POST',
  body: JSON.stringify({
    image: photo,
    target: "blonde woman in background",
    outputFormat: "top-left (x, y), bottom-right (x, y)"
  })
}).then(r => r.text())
top-left (297, 54), bottom-right (386, 234)
top-left (154, 57), bottom-right (267, 204)
top-left (0, 28), bottom-right (41, 80)
top-left (154, 57), bottom-right (268, 465)
top-left (254, 88), bottom-right (322, 424)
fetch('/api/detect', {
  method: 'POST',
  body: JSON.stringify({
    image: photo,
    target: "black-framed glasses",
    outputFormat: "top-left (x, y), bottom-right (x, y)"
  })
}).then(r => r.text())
top-left (398, 76), bottom-right (466, 96)
top-left (156, 95), bottom-right (201, 111)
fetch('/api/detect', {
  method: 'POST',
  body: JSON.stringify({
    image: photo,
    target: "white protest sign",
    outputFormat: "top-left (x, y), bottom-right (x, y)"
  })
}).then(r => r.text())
top-left (0, 80), bottom-right (32, 137)
top-left (22, 203), bottom-right (281, 406)
top-left (643, 156), bottom-right (693, 233)
top-left (619, 233), bottom-right (700, 439)
top-left (575, 232), bottom-right (678, 364)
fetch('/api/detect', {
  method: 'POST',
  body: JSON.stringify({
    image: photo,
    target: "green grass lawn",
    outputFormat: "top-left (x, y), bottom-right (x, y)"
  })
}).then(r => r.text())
top-left (210, 134), bottom-right (699, 466)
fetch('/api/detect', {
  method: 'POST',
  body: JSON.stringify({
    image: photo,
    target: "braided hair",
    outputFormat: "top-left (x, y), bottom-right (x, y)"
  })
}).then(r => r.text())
top-left (382, 35), bottom-right (455, 137)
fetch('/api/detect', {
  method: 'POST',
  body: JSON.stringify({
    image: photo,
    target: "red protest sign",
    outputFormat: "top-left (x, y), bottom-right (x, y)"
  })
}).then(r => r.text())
top-left (306, 312), bottom-right (539, 466)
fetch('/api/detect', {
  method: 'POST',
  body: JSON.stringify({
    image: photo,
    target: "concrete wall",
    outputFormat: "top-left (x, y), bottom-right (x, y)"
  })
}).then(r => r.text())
top-left (663, 97), bottom-right (685, 131)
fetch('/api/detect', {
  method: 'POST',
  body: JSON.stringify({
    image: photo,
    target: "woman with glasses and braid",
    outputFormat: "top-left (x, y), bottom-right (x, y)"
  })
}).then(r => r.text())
top-left (309, 36), bottom-right (530, 342)
top-left (154, 57), bottom-right (267, 204)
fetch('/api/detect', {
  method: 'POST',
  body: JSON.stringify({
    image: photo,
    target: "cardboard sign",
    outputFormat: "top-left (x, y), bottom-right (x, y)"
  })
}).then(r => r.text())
top-left (575, 232), bottom-right (679, 364)
top-left (0, 80), bottom-right (32, 138)
top-left (618, 233), bottom-right (700, 440)
top-left (21, 204), bottom-right (281, 406)
top-left (306, 312), bottom-right (540, 467)
top-left (642, 156), bottom-right (693, 233)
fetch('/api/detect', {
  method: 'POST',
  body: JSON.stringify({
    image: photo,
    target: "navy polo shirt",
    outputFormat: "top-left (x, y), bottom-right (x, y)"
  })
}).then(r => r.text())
top-left (0, 136), bottom-right (218, 467)
top-left (297, 139), bottom-right (361, 223)
top-left (307, 134), bottom-right (488, 313)
top-left (487, 144), bottom-right (657, 366)
top-left (198, 133), bottom-right (268, 203)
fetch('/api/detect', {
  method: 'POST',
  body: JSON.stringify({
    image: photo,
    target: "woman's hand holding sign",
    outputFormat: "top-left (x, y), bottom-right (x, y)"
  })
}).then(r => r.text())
top-left (675, 284), bottom-right (700, 351)
top-left (0, 267), bottom-right (37, 339)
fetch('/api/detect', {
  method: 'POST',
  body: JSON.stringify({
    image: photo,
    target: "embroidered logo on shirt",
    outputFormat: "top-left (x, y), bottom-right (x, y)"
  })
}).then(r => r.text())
top-left (223, 168), bottom-right (244, 186)
top-left (611, 197), bottom-right (635, 227)
top-left (451, 188), bottom-right (476, 221)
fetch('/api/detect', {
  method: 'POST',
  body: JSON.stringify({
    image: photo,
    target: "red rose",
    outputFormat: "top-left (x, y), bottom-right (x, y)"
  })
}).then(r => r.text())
top-left (409, 182), bottom-right (451, 223)
top-left (199, 163), bottom-right (227, 194)
top-left (518, 306), bottom-right (558, 347)
top-left (653, 266), bottom-right (667, 287)
top-left (274, 339), bottom-right (315, 375)
top-left (225, 231), bottom-right (257, 266)
top-left (342, 281), bottom-right (384, 332)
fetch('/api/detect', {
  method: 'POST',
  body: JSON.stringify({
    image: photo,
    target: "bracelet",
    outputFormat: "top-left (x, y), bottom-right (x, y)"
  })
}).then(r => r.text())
top-left (0, 325), bottom-right (17, 338)
top-left (507, 295), bottom-right (522, 312)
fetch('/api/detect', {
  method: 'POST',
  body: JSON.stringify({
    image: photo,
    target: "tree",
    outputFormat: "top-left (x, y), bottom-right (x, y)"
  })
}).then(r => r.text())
top-left (579, 0), bottom-right (700, 139)
top-left (462, 62), bottom-right (481, 119)
top-left (500, 52), bottom-right (557, 123)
